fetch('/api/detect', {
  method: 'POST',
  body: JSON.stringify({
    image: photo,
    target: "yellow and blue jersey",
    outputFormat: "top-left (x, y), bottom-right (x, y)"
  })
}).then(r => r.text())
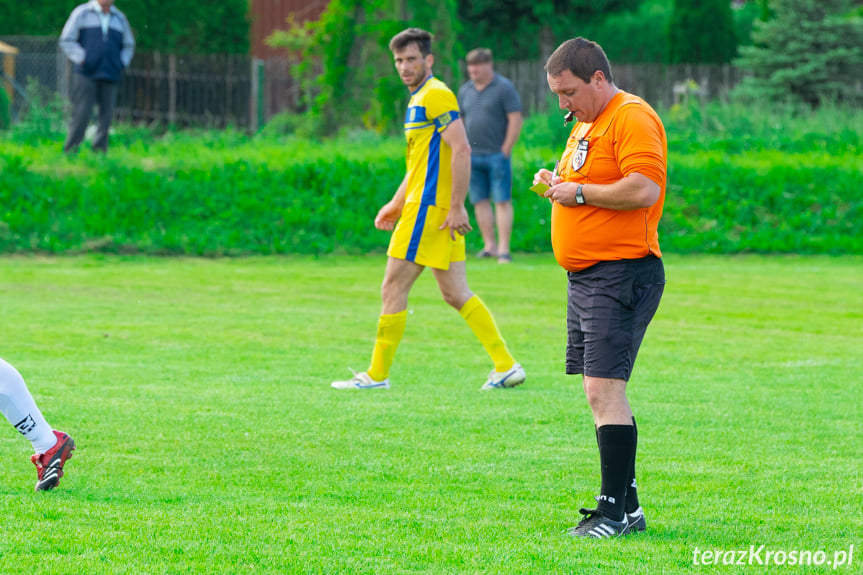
top-left (403, 76), bottom-right (460, 210)
top-left (388, 75), bottom-right (465, 270)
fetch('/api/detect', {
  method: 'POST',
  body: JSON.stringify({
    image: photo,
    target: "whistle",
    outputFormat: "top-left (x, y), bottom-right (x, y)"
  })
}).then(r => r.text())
top-left (564, 111), bottom-right (574, 126)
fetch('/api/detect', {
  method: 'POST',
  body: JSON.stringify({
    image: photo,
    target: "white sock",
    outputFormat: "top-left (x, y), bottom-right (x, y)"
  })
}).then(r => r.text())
top-left (0, 357), bottom-right (57, 454)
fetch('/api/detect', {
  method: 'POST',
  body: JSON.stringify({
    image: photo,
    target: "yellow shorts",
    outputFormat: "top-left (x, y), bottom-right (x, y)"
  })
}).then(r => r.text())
top-left (387, 202), bottom-right (466, 270)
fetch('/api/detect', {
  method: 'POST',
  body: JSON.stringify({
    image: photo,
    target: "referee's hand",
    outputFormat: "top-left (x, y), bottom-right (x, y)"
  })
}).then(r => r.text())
top-left (533, 168), bottom-right (553, 186)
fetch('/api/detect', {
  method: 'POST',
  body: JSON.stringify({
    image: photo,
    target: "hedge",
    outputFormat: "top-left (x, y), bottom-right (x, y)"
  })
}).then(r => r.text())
top-left (1, 134), bottom-right (861, 256)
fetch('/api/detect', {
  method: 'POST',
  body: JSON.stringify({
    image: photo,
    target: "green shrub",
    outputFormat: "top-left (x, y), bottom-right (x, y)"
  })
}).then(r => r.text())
top-left (663, 99), bottom-right (863, 155)
top-left (6, 82), bottom-right (67, 145)
top-left (0, 140), bottom-right (406, 255)
top-left (257, 111), bottom-right (322, 140)
top-left (1, 102), bottom-right (861, 256)
top-left (664, 151), bottom-right (863, 253)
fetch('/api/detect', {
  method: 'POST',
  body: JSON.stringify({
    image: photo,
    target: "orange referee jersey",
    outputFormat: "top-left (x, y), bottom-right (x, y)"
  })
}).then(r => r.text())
top-left (552, 92), bottom-right (667, 272)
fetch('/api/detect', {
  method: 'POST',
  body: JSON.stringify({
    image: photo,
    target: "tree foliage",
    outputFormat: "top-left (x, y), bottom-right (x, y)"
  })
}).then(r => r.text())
top-left (122, 1), bottom-right (249, 53)
top-left (734, 0), bottom-right (863, 107)
top-left (0, 0), bottom-right (249, 54)
top-left (667, 0), bottom-right (738, 64)
top-left (732, 0), bottom-right (765, 49)
top-left (455, 0), bottom-right (641, 61)
top-left (267, 0), bottom-right (461, 135)
top-left (0, 0), bottom-right (69, 36)
top-left (579, 0), bottom-right (670, 63)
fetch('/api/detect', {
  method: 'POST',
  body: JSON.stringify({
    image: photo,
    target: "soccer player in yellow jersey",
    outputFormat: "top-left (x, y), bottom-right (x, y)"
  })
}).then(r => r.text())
top-left (332, 28), bottom-right (525, 391)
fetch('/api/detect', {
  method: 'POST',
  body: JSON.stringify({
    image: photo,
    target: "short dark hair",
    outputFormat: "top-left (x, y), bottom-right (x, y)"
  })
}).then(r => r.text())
top-left (466, 48), bottom-right (492, 65)
top-left (545, 37), bottom-right (614, 85)
top-left (389, 27), bottom-right (433, 57)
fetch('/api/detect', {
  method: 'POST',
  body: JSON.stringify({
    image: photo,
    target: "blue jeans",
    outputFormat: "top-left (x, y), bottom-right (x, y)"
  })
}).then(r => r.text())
top-left (469, 152), bottom-right (512, 204)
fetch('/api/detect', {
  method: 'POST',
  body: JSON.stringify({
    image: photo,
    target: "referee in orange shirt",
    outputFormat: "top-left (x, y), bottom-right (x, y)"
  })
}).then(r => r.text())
top-left (532, 38), bottom-right (667, 539)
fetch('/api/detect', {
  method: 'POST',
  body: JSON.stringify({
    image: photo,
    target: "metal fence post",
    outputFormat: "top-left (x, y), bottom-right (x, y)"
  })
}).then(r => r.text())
top-left (57, 44), bottom-right (70, 103)
top-left (250, 58), bottom-right (259, 132)
top-left (168, 53), bottom-right (177, 126)
top-left (250, 58), bottom-right (265, 132)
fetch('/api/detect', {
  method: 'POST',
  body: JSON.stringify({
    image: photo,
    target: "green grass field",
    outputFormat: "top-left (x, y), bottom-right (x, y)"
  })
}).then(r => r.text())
top-left (1, 254), bottom-right (860, 574)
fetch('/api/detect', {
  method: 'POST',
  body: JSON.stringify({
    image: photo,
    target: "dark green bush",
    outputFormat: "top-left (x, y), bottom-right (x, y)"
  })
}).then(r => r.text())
top-left (0, 150), bottom-right (402, 255)
top-left (664, 153), bottom-right (863, 254)
top-left (1, 103), bottom-right (861, 256)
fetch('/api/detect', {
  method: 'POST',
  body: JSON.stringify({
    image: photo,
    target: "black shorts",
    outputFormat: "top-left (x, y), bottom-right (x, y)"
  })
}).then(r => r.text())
top-left (566, 255), bottom-right (665, 381)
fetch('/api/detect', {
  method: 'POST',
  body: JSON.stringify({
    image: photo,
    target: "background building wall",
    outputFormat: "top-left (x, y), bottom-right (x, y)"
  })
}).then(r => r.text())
top-left (250, 0), bottom-right (329, 59)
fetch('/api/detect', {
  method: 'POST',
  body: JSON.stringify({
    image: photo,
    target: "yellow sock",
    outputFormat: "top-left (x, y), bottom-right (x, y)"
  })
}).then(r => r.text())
top-left (367, 310), bottom-right (407, 381)
top-left (459, 295), bottom-right (515, 372)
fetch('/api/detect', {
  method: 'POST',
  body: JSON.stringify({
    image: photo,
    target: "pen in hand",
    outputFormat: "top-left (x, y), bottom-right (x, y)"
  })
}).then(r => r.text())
top-left (549, 160), bottom-right (559, 186)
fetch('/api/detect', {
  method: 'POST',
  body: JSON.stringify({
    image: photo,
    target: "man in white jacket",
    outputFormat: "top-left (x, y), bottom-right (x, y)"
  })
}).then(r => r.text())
top-left (59, 0), bottom-right (135, 153)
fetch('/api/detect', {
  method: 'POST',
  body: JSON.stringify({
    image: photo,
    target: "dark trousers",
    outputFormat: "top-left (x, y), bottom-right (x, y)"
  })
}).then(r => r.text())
top-left (64, 74), bottom-right (119, 153)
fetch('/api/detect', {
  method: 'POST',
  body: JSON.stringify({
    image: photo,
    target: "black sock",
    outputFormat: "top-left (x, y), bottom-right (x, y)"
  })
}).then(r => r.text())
top-left (625, 416), bottom-right (640, 514)
top-left (596, 424), bottom-right (636, 521)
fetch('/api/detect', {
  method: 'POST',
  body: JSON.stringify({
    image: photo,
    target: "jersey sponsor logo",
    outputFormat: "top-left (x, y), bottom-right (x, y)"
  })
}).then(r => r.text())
top-left (405, 106), bottom-right (428, 124)
top-left (572, 138), bottom-right (589, 171)
top-left (433, 110), bottom-right (458, 130)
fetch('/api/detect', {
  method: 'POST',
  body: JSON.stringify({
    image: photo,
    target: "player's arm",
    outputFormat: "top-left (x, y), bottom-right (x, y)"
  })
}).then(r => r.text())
top-left (440, 118), bottom-right (473, 239)
top-left (375, 173), bottom-right (409, 231)
top-left (545, 172), bottom-right (660, 210)
top-left (501, 111), bottom-right (523, 158)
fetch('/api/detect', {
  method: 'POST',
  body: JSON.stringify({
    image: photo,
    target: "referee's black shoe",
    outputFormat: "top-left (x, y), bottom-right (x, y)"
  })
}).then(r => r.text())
top-left (567, 508), bottom-right (629, 539)
top-left (623, 507), bottom-right (646, 534)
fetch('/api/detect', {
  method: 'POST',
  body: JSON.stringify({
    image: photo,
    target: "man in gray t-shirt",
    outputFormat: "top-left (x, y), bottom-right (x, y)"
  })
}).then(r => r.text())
top-left (458, 48), bottom-right (523, 264)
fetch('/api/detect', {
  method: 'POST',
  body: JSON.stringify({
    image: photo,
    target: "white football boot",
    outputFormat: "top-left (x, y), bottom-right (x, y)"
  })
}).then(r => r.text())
top-left (480, 363), bottom-right (526, 390)
top-left (331, 370), bottom-right (391, 390)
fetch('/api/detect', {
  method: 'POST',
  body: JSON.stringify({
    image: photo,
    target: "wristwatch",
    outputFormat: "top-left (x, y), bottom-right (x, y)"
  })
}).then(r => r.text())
top-left (575, 183), bottom-right (586, 205)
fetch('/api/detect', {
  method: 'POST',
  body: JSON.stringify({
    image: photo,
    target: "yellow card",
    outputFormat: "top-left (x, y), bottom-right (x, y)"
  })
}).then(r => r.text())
top-left (529, 182), bottom-right (550, 196)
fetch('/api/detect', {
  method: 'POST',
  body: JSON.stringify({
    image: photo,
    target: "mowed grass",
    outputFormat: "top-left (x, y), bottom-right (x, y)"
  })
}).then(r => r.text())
top-left (0, 254), bottom-right (860, 574)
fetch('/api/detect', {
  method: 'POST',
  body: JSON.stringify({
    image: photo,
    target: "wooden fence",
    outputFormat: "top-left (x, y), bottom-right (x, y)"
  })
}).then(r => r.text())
top-left (99, 55), bottom-right (307, 129)
top-left (113, 55), bottom-right (744, 129)
top-left (2, 36), bottom-right (747, 130)
top-left (113, 53), bottom-right (252, 128)
top-left (494, 60), bottom-right (747, 112)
